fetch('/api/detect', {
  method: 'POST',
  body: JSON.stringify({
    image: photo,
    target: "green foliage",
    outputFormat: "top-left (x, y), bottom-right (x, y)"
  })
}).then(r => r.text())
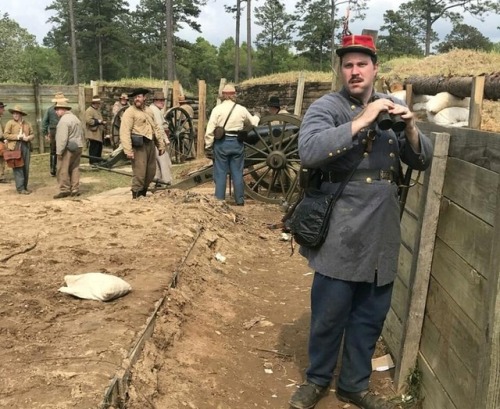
top-left (254, 0), bottom-right (295, 74)
top-left (0, 13), bottom-right (38, 82)
top-left (378, 6), bottom-right (426, 59)
top-left (437, 22), bottom-right (494, 52)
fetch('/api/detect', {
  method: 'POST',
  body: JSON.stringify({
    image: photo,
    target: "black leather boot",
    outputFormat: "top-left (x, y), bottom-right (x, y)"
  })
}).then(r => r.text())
top-left (132, 191), bottom-right (140, 199)
top-left (50, 154), bottom-right (57, 176)
top-left (140, 189), bottom-right (148, 197)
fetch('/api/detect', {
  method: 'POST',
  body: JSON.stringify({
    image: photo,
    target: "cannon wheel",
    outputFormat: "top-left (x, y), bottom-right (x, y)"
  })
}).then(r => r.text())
top-left (110, 106), bottom-right (129, 150)
top-left (165, 106), bottom-right (196, 164)
top-left (243, 113), bottom-right (301, 205)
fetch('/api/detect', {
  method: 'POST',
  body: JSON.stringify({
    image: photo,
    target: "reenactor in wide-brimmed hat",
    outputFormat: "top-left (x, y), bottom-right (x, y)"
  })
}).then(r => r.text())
top-left (112, 92), bottom-right (129, 116)
top-left (3, 104), bottom-right (35, 194)
top-left (84, 95), bottom-right (107, 165)
top-left (52, 100), bottom-right (85, 199)
top-left (42, 92), bottom-right (70, 176)
top-left (149, 90), bottom-right (172, 189)
top-left (119, 88), bottom-right (167, 199)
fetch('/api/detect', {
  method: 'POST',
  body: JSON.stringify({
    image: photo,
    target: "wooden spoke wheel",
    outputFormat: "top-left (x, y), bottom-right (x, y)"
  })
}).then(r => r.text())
top-left (243, 113), bottom-right (302, 205)
top-left (109, 106), bottom-right (129, 150)
top-left (165, 107), bottom-right (196, 164)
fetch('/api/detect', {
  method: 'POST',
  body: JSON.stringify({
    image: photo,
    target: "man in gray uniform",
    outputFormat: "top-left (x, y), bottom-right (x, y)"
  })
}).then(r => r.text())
top-left (289, 34), bottom-right (433, 409)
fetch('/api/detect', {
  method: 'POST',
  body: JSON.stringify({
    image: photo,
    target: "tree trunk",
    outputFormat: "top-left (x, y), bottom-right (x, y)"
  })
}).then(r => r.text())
top-left (246, 0), bottom-right (252, 79)
top-left (165, 0), bottom-right (175, 81)
top-left (406, 74), bottom-right (500, 100)
top-left (235, 0), bottom-right (241, 83)
top-left (69, 0), bottom-right (78, 85)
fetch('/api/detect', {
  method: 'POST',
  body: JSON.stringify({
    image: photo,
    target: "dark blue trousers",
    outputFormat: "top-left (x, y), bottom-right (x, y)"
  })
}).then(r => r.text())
top-left (306, 273), bottom-right (393, 392)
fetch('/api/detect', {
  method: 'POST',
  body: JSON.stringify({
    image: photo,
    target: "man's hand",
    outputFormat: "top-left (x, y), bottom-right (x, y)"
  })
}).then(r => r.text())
top-left (126, 152), bottom-right (134, 159)
top-left (158, 149), bottom-right (165, 156)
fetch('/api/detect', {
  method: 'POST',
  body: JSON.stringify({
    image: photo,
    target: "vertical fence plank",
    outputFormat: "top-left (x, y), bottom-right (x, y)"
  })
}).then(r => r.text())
top-left (395, 132), bottom-right (451, 391)
top-left (476, 177), bottom-right (500, 408)
top-left (197, 80), bottom-right (206, 159)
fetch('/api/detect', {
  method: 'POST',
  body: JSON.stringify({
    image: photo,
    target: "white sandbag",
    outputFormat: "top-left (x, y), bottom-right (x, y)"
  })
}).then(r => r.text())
top-left (59, 272), bottom-right (132, 301)
top-left (413, 94), bottom-right (432, 104)
top-left (427, 92), bottom-right (470, 114)
top-left (432, 107), bottom-right (469, 126)
top-left (412, 102), bottom-right (428, 112)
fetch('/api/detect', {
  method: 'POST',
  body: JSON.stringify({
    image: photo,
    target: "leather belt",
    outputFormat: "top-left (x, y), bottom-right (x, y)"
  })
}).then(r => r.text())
top-left (321, 169), bottom-right (396, 183)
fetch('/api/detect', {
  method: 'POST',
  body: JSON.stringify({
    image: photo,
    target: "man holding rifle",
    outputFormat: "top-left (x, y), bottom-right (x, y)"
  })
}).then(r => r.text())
top-left (289, 34), bottom-right (433, 409)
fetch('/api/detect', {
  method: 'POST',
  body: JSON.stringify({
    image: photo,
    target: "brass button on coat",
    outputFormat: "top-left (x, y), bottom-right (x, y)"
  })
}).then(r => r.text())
top-left (363, 152), bottom-right (369, 157)
top-left (388, 139), bottom-right (394, 144)
top-left (389, 152), bottom-right (395, 158)
top-left (366, 177), bottom-right (372, 183)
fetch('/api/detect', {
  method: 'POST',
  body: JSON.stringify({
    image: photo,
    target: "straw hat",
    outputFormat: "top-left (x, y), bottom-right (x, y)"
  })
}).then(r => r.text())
top-left (222, 84), bottom-right (236, 94)
top-left (0, 102), bottom-right (6, 108)
top-left (152, 91), bottom-right (166, 100)
top-left (8, 105), bottom-right (27, 116)
top-left (52, 92), bottom-right (69, 103)
top-left (91, 95), bottom-right (101, 103)
top-left (119, 93), bottom-right (129, 100)
top-left (54, 100), bottom-right (72, 110)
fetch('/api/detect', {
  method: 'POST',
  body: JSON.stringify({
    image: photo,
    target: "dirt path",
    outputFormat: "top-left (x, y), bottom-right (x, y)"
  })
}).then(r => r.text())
top-left (0, 180), bottom-right (398, 409)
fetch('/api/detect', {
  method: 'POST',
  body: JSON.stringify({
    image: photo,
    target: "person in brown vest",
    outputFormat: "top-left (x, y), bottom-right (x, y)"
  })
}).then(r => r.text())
top-left (3, 105), bottom-right (35, 194)
top-left (119, 88), bottom-right (166, 198)
top-left (84, 96), bottom-right (107, 164)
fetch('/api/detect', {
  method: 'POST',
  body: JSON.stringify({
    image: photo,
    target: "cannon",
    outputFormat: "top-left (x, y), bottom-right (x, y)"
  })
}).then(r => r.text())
top-left (98, 108), bottom-right (302, 205)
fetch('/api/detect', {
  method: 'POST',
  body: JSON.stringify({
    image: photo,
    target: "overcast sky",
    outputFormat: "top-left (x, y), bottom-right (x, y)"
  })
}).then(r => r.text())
top-left (2, 0), bottom-right (499, 49)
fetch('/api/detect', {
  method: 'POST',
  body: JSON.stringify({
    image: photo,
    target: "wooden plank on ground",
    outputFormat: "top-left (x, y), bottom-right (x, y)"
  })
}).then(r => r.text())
top-left (475, 172), bottom-right (500, 409)
top-left (395, 132), bottom-right (450, 391)
top-left (442, 157), bottom-right (497, 225)
top-left (432, 238), bottom-right (486, 327)
top-left (418, 353), bottom-right (458, 409)
top-left (437, 200), bottom-right (492, 279)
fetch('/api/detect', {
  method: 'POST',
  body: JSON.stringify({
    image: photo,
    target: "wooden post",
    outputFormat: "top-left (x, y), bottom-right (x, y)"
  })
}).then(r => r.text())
top-left (475, 171), bottom-right (500, 408)
top-left (294, 72), bottom-right (305, 117)
top-left (172, 80), bottom-right (180, 107)
top-left (468, 75), bottom-right (485, 130)
top-left (90, 80), bottom-right (98, 96)
top-left (78, 85), bottom-right (86, 123)
top-left (162, 80), bottom-right (169, 108)
top-left (197, 80), bottom-right (207, 159)
top-left (394, 132), bottom-right (450, 391)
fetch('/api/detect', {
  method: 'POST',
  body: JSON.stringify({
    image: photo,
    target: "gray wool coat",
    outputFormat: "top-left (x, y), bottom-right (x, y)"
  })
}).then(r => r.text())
top-left (298, 88), bottom-right (433, 286)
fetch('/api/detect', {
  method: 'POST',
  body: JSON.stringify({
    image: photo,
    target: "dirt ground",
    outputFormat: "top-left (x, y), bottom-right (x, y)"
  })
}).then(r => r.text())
top-left (0, 163), bottom-right (401, 409)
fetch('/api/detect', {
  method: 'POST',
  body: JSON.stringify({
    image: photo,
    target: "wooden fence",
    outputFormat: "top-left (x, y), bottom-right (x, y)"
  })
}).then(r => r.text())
top-left (385, 123), bottom-right (500, 409)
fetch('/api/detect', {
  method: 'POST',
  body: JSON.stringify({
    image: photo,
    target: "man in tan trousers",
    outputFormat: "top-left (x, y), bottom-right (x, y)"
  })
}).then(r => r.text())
top-left (53, 100), bottom-right (84, 199)
top-left (119, 88), bottom-right (166, 199)
top-left (149, 91), bottom-right (172, 188)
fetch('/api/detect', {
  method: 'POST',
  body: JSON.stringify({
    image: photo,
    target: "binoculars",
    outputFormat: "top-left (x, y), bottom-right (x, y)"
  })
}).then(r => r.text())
top-left (371, 96), bottom-right (406, 132)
